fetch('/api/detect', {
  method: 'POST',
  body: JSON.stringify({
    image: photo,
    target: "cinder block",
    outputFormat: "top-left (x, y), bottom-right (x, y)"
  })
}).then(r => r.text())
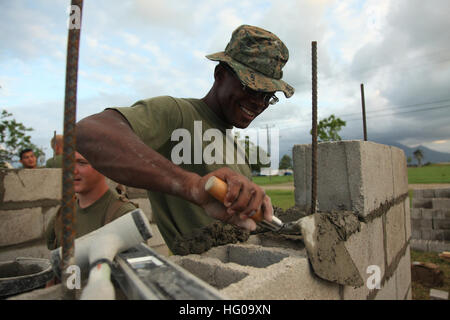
top-left (410, 239), bottom-right (429, 251)
top-left (429, 288), bottom-right (449, 300)
top-left (404, 198), bottom-right (411, 240)
top-left (410, 208), bottom-right (421, 219)
top-left (421, 229), bottom-right (433, 240)
top-left (433, 219), bottom-right (450, 230)
top-left (293, 141), bottom-right (402, 218)
top-left (395, 245), bottom-right (412, 300)
top-left (434, 188), bottom-right (450, 198)
top-left (342, 217), bottom-right (385, 300)
top-left (412, 199), bottom-right (432, 209)
top-left (130, 198), bottom-right (153, 221)
top-left (172, 244), bottom-right (341, 300)
top-left (411, 229), bottom-right (422, 240)
top-left (432, 210), bottom-right (450, 220)
top-left (412, 218), bottom-right (432, 230)
top-left (432, 230), bottom-right (450, 241)
top-left (421, 209), bottom-right (433, 219)
top-left (427, 240), bottom-right (450, 252)
top-left (391, 146), bottom-right (408, 199)
top-left (42, 205), bottom-right (60, 232)
top-left (0, 208), bottom-right (44, 247)
top-left (3, 169), bottom-right (62, 202)
top-left (146, 223), bottom-right (166, 248)
top-left (374, 274), bottom-right (397, 300)
top-left (432, 199), bottom-right (450, 209)
top-left (385, 202), bottom-right (406, 266)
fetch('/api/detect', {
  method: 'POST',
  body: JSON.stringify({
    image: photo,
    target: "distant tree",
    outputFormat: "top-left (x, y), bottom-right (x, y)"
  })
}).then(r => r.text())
top-left (407, 156), bottom-right (412, 166)
top-left (310, 114), bottom-right (346, 142)
top-left (413, 149), bottom-right (424, 167)
top-left (0, 109), bottom-right (45, 168)
top-left (279, 154), bottom-right (293, 170)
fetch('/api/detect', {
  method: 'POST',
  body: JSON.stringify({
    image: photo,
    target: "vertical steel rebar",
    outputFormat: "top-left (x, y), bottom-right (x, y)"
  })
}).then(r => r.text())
top-left (360, 83), bottom-right (368, 141)
top-left (311, 41), bottom-right (318, 214)
top-left (61, 0), bottom-right (83, 298)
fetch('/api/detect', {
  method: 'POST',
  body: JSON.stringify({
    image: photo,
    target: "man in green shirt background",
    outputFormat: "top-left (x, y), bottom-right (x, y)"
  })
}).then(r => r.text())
top-left (46, 151), bottom-right (136, 250)
top-left (45, 134), bottom-right (63, 168)
top-left (76, 25), bottom-right (295, 254)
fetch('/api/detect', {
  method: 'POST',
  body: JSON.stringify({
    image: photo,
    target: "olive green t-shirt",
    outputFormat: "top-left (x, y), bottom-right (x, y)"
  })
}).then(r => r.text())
top-left (112, 96), bottom-right (252, 253)
top-left (46, 154), bottom-right (63, 168)
top-left (46, 189), bottom-right (136, 249)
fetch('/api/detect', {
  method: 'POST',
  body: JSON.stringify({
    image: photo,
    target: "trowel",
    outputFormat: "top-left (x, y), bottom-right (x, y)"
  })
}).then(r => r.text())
top-left (205, 176), bottom-right (364, 287)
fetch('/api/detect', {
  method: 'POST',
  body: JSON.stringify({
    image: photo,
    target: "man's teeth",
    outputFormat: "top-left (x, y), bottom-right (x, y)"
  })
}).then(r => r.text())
top-left (240, 106), bottom-right (255, 117)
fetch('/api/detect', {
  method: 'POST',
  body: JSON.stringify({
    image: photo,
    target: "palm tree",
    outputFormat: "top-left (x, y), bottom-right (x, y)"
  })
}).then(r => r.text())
top-left (413, 149), bottom-right (424, 167)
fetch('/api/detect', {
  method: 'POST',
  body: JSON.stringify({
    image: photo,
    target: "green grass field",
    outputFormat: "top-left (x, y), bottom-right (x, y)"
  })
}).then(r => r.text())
top-left (252, 175), bottom-right (293, 185)
top-left (407, 163), bottom-right (450, 184)
top-left (264, 190), bottom-right (295, 210)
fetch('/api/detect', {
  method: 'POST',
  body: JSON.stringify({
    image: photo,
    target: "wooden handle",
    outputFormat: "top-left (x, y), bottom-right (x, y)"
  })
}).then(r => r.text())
top-left (204, 176), bottom-right (264, 222)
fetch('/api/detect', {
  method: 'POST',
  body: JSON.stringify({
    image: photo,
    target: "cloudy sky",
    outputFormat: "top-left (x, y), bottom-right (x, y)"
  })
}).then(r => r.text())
top-left (1, 0), bottom-right (449, 164)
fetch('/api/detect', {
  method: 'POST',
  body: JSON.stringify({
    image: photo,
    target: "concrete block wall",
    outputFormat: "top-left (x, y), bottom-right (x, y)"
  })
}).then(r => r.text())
top-left (410, 188), bottom-right (450, 252)
top-left (0, 169), bottom-right (168, 262)
top-left (168, 141), bottom-right (412, 299)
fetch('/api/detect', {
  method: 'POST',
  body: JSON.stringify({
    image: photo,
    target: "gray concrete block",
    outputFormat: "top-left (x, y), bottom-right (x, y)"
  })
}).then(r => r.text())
top-left (427, 240), bottom-right (450, 252)
top-left (374, 274), bottom-right (397, 300)
top-left (432, 230), bottom-right (450, 241)
top-left (412, 229), bottom-right (422, 240)
top-left (385, 203), bottom-right (406, 266)
top-left (395, 245), bottom-right (411, 300)
top-left (429, 288), bottom-right (448, 300)
top-left (293, 141), bottom-right (403, 218)
top-left (433, 219), bottom-right (450, 230)
top-left (432, 209), bottom-right (450, 220)
top-left (434, 188), bottom-right (450, 198)
top-left (404, 198), bottom-right (411, 241)
top-left (412, 218), bottom-right (432, 230)
top-left (3, 169), bottom-right (62, 202)
top-left (172, 243), bottom-right (340, 300)
top-left (342, 217), bottom-right (385, 300)
top-left (412, 199), bottom-right (432, 209)
top-left (410, 208), bottom-right (422, 219)
top-left (421, 208), bottom-right (433, 219)
top-left (421, 229), bottom-right (433, 240)
top-left (432, 198), bottom-right (450, 209)
top-left (391, 146), bottom-right (408, 199)
top-left (410, 239), bottom-right (429, 251)
top-left (0, 208), bottom-right (44, 247)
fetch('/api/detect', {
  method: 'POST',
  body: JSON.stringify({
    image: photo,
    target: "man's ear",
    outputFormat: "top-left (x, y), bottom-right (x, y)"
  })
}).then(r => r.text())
top-left (214, 63), bottom-right (226, 81)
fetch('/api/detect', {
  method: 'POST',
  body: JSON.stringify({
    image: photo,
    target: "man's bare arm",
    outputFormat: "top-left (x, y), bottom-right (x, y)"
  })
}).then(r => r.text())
top-left (76, 109), bottom-right (199, 203)
top-left (76, 109), bottom-right (273, 230)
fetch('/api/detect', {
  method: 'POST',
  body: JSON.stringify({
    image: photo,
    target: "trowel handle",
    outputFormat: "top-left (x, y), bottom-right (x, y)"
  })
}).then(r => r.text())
top-left (204, 176), bottom-right (264, 222)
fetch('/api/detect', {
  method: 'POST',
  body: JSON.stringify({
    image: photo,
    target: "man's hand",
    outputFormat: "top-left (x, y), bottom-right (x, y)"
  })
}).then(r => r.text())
top-left (187, 167), bottom-right (273, 231)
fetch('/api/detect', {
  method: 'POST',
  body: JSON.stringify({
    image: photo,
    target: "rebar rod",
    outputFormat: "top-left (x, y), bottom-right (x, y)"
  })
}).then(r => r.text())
top-left (61, 0), bottom-right (83, 298)
top-left (311, 41), bottom-right (318, 214)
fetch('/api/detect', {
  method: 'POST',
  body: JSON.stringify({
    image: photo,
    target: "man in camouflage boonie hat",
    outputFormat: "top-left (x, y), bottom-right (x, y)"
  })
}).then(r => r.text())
top-left (76, 24), bottom-right (293, 254)
top-left (206, 24), bottom-right (295, 98)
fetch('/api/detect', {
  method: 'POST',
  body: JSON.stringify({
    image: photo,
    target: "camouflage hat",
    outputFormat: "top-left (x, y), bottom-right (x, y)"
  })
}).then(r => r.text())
top-left (206, 25), bottom-right (294, 98)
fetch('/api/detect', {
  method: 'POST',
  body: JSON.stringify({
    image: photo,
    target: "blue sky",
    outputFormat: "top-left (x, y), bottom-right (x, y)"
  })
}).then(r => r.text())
top-left (1, 0), bottom-right (450, 164)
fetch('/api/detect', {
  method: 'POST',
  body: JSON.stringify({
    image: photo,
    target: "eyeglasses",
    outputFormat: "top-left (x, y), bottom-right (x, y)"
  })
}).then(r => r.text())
top-left (222, 63), bottom-right (279, 106)
top-left (242, 85), bottom-right (279, 106)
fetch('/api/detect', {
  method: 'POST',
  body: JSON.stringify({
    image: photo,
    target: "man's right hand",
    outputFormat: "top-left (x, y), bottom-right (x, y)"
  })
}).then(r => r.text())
top-left (186, 167), bottom-right (273, 231)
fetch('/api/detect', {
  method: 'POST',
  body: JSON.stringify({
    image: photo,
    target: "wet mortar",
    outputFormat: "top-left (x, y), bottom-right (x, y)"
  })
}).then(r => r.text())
top-left (172, 205), bottom-right (307, 256)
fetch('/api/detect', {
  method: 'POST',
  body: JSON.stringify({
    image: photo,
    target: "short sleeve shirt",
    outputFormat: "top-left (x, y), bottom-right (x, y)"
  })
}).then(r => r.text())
top-left (111, 96), bottom-right (252, 252)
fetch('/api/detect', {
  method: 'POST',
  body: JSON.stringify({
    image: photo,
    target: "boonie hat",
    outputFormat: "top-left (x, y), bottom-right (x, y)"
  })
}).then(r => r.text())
top-left (206, 24), bottom-right (294, 98)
